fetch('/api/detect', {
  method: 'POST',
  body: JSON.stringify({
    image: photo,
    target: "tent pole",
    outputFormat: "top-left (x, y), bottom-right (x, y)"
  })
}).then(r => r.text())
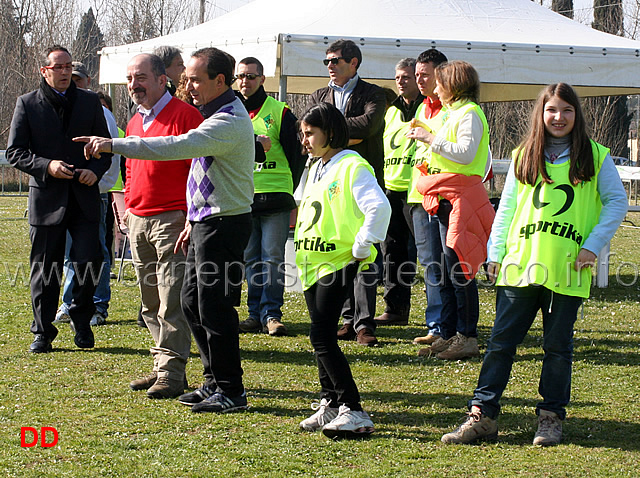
top-left (278, 75), bottom-right (287, 103)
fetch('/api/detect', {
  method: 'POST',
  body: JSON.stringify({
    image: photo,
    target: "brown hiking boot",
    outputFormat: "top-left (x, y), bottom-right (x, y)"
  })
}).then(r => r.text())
top-left (441, 406), bottom-right (498, 444)
top-left (356, 328), bottom-right (378, 347)
top-left (533, 410), bottom-right (562, 446)
top-left (417, 336), bottom-right (454, 356)
top-left (337, 323), bottom-right (356, 341)
top-left (413, 332), bottom-right (441, 345)
top-left (147, 376), bottom-right (185, 399)
top-left (436, 333), bottom-right (480, 360)
top-left (374, 312), bottom-right (408, 326)
top-left (130, 372), bottom-right (158, 391)
top-left (264, 318), bottom-right (288, 336)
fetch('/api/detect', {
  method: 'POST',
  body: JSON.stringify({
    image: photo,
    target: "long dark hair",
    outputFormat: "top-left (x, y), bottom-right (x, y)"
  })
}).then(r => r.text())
top-left (515, 83), bottom-right (594, 186)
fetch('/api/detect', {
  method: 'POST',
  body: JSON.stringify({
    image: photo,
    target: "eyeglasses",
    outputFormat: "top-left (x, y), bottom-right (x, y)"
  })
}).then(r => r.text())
top-left (236, 73), bottom-right (260, 80)
top-left (43, 63), bottom-right (73, 72)
top-left (323, 57), bottom-right (347, 66)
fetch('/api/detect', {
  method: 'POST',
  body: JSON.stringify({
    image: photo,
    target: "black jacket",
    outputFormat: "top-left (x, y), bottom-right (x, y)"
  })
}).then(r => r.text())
top-left (310, 78), bottom-right (386, 187)
top-left (7, 87), bottom-right (112, 226)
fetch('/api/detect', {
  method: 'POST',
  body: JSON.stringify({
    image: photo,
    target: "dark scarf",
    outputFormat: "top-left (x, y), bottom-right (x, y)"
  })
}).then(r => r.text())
top-left (243, 85), bottom-right (268, 112)
top-left (39, 77), bottom-right (78, 132)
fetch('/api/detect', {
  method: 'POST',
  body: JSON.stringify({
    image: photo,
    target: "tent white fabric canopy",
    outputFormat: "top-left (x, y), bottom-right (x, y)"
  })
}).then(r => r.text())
top-left (99, 0), bottom-right (640, 101)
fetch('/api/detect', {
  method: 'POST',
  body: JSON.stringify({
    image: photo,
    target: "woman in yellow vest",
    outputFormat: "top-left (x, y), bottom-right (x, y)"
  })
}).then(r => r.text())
top-left (296, 103), bottom-right (390, 439)
top-left (442, 83), bottom-right (627, 446)
top-left (410, 60), bottom-right (495, 361)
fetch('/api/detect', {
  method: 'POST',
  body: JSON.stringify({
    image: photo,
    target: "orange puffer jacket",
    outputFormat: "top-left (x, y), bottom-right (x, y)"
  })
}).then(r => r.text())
top-left (417, 173), bottom-right (495, 280)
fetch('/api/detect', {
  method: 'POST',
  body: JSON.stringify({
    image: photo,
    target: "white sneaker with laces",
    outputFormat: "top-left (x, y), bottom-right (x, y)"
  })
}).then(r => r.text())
top-left (300, 398), bottom-right (339, 432)
top-left (322, 404), bottom-right (374, 439)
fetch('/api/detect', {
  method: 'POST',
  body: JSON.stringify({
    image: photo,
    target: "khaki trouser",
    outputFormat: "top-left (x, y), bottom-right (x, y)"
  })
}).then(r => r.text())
top-left (128, 210), bottom-right (191, 379)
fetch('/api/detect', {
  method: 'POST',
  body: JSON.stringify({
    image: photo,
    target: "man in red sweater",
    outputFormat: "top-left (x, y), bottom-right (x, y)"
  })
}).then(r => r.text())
top-left (124, 53), bottom-right (203, 399)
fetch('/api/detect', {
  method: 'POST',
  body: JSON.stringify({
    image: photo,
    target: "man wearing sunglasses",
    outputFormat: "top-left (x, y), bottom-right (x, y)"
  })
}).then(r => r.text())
top-left (6, 45), bottom-right (112, 353)
top-left (235, 57), bottom-right (305, 338)
top-left (310, 39), bottom-right (386, 347)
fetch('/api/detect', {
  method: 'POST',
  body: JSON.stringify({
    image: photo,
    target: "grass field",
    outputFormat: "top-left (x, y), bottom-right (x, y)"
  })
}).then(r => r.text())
top-left (0, 195), bottom-right (639, 477)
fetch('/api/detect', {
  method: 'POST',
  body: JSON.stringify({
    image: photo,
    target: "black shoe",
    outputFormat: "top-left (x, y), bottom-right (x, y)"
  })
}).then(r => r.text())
top-left (74, 327), bottom-right (95, 349)
top-left (29, 330), bottom-right (57, 353)
top-left (178, 384), bottom-right (216, 406)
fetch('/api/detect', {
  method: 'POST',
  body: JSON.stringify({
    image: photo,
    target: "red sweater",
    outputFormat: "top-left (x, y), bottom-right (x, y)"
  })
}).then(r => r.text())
top-left (125, 97), bottom-right (203, 216)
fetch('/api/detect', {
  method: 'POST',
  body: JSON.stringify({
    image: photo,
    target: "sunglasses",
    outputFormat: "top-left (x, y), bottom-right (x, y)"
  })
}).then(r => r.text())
top-left (236, 73), bottom-right (261, 80)
top-left (323, 57), bottom-right (347, 66)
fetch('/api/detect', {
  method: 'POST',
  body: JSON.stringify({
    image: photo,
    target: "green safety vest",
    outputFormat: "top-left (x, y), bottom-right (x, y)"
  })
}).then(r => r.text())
top-left (427, 100), bottom-right (489, 178)
top-left (252, 96), bottom-right (293, 195)
top-left (497, 140), bottom-right (608, 298)
top-left (383, 105), bottom-right (417, 192)
top-left (294, 152), bottom-right (377, 290)
top-left (406, 104), bottom-right (448, 204)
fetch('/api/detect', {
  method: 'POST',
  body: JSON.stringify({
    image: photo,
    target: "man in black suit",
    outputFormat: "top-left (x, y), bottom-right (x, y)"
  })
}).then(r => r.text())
top-left (6, 45), bottom-right (112, 353)
top-left (310, 39), bottom-right (386, 347)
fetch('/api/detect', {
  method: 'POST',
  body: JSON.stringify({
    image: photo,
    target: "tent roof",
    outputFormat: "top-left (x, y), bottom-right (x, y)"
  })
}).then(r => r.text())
top-left (99, 0), bottom-right (640, 101)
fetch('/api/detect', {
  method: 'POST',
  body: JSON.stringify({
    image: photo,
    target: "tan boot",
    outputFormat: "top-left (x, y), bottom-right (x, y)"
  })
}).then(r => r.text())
top-left (436, 333), bottom-right (480, 360)
top-left (442, 406), bottom-right (498, 444)
top-left (417, 336), bottom-right (454, 356)
top-left (533, 410), bottom-right (562, 446)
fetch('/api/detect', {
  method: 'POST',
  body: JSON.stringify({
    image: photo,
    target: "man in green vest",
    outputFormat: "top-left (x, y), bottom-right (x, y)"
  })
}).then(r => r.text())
top-left (374, 58), bottom-right (423, 326)
top-left (235, 57), bottom-right (305, 337)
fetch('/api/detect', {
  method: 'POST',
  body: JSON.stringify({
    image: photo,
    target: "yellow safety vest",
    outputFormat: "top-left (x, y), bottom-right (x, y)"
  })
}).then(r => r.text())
top-left (497, 141), bottom-right (608, 298)
top-left (294, 152), bottom-right (377, 290)
top-left (427, 100), bottom-right (489, 178)
top-left (383, 105), bottom-right (417, 192)
top-left (252, 96), bottom-right (293, 195)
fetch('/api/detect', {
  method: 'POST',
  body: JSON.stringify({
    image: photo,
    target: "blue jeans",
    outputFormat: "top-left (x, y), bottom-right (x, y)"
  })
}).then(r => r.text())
top-left (411, 206), bottom-right (443, 334)
top-left (60, 193), bottom-right (110, 317)
top-left (244, 210), bottom-right (290, 325)
top-left (471, 286), bottom-right (582, 420)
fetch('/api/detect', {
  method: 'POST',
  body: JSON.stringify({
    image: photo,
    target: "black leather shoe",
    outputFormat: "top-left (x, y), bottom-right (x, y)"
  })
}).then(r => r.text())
top-left (74, 328), bottom-right (95, 349)
top-left (30, 334), bottom-right (54, 353)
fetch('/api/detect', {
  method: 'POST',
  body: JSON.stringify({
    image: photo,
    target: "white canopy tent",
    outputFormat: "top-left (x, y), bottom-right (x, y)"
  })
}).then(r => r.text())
top-left (99, 0), bottom-right (640, 102)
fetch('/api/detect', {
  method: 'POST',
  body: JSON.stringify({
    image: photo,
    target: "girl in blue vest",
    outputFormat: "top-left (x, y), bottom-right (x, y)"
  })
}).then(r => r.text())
top-left (442, 83), bottom-right (627, 446)
top-left (296, 102), bottom-right (390, 439)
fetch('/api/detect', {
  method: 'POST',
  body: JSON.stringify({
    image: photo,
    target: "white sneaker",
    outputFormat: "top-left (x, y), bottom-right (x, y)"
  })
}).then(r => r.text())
top-left (90, 312), bottom-right (107, 326)
top-left (53, 309), bottom-right (71, 324)
top-left (533, 409), bottom-right (562, 446)
top-left (322, 404), bottom-right (374, 439)
top-left (299, 399), bottom-right (339, 432)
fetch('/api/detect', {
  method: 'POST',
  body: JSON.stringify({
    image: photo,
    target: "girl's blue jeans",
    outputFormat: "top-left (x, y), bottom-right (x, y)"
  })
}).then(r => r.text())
top-left (470, 285), bottom-right (582, 420)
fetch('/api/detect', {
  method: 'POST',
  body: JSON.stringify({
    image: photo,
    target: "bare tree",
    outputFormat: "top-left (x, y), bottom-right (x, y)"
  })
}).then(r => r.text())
top-left (552, 0), bottom-right (574, 18)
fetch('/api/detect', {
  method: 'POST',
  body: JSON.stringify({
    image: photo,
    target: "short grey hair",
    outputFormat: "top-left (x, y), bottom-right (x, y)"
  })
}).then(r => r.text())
top-left (152, 45), bottom-right (183, 69)
top-left (395, 58), bottom-right (416, 71)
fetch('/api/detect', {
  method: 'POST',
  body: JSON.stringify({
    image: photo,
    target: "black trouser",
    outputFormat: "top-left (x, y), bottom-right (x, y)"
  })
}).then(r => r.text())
top-left (381, 189), bottom-right (416, 315)
top-left (181, 213), bottom-right (251, 397)
top-left (29, 193), bottom-right (101, 337)
top-left (305, 263), bottom-right (362, 410)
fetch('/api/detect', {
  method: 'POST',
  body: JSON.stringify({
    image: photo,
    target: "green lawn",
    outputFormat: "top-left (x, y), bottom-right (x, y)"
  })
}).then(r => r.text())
top-left (0, 195), bottom-right (639, 477)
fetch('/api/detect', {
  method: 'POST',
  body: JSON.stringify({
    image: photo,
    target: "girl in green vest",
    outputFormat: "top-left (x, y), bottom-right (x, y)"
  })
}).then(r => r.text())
top-left (296, 103), bottom-right (391, 439)
top-left (442, 83), bottom-right (627, 446)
